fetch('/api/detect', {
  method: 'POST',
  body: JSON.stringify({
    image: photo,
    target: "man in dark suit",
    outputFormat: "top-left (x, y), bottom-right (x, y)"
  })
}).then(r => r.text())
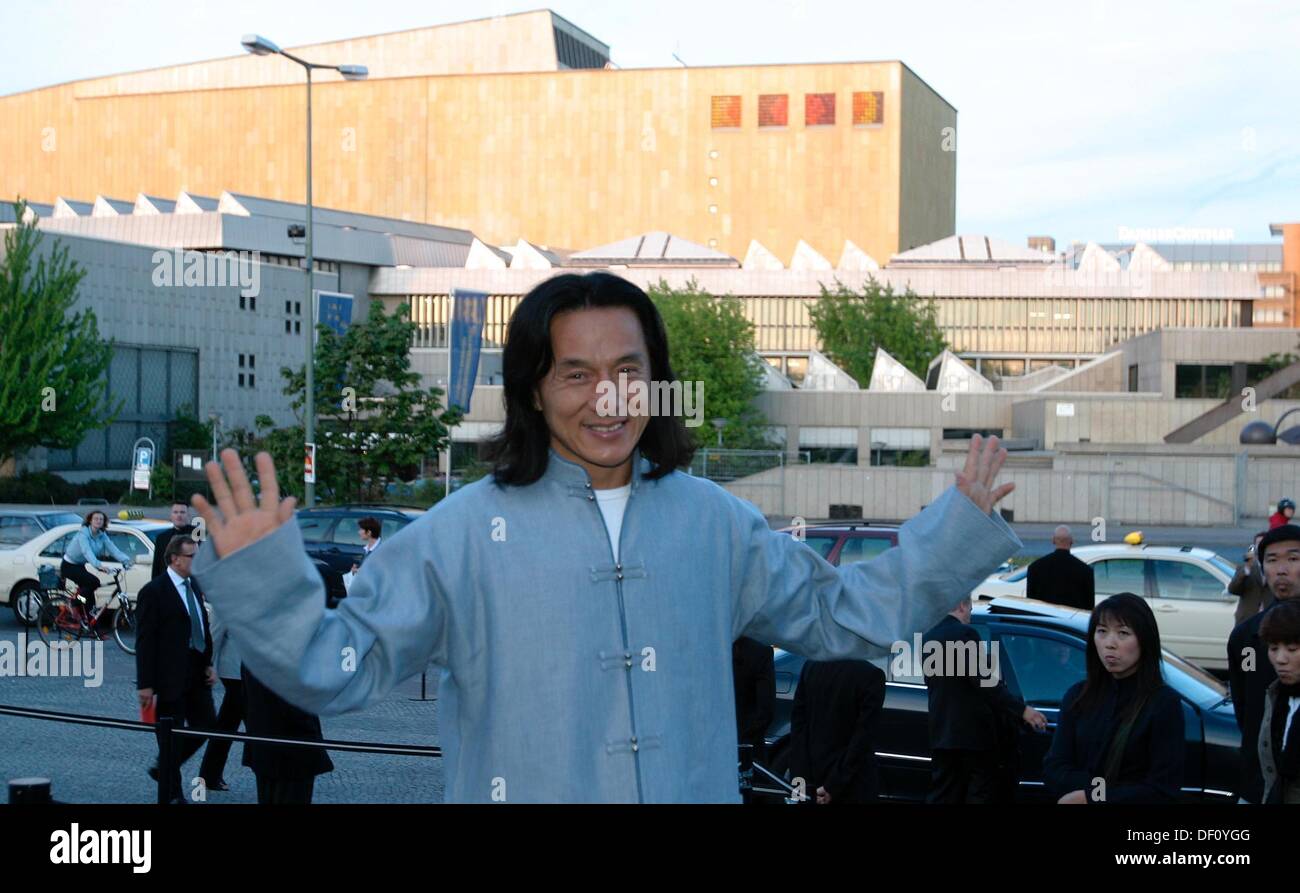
top-left (136, 535), bottom-right (217, 804)
top-left (788, 659), bottom-right (885, 804)
top-left (923, 598), bottom-right (1047, 803)
top-left (732, 637), bottom-right (775, 758)
top-left (1026, 525), bottom-right (1095, 610)
top-left (1228, 524), bottom-right (1299, 802)
top-left (241, 664), bottom-right (334, 804)
top-left (151, 501), bottom-right (196, 580)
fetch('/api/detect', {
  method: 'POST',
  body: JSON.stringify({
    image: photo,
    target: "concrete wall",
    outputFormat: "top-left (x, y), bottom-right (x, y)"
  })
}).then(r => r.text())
top-left (1120, 328), bottom-right (1300, 399)
top-left (897, 65), bottom-right (957, 254)
top-left (726, 445), bottom-right (1300, 526)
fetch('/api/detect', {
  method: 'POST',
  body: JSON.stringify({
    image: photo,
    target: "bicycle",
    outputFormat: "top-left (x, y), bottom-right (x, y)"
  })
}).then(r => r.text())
top-left (35, 567), bottom-right (139, 655)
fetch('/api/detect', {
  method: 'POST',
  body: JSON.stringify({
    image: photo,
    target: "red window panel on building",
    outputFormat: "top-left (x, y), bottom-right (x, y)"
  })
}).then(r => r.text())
top-left (805, 92), bottom-right (836, 126)
top-left (711, 95), bottom-right (741, 128)
top-left (758, 94), bottom-right (788, 127)
top-left (853, 91), bottom-right (884, 125)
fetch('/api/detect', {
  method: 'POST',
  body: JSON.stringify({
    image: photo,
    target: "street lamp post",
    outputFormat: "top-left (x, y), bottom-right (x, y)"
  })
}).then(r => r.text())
top-left (241, 34), bottom-right (367, 507)
top-left (1240, 408), bottom-right (1300, 445)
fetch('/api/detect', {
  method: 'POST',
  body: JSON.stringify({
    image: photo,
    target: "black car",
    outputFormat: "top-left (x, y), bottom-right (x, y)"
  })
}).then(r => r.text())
top-left (296, 505), bottom-right (424, 604)
top-left (763, 598), bottom-right (1241, 803)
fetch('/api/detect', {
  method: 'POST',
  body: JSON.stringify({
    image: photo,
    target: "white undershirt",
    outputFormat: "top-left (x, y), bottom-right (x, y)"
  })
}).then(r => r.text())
top-left (593, 484), bottom-right (632, 561)
top-left (1285, 696), bottom-right (1300, 750)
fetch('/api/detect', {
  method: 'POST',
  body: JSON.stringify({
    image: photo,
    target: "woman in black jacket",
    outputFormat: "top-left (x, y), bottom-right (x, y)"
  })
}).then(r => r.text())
top-left (1043, 593), bottom-right (1185, 803)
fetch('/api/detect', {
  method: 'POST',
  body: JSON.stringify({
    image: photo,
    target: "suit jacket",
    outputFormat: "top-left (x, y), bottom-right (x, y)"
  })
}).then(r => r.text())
top-left (135, 572), bottom-right (213, 700)
top-left (1228, 606), bottom-right (1278, 803)
top-left (1228, 560), bottom-right (1270, 627)
top-left (922, 614), bottom-right (1025, 751)
top-left (788, 659), bottom-right (885, 803)
top-left (152, 524), bottom-right (196, 580)
top-left (241, 665), bottom-right (334, 779)
top-left (733, 637), bottom-right (775, 748)
top-left (1026, 549), bottom-right (1095, 611)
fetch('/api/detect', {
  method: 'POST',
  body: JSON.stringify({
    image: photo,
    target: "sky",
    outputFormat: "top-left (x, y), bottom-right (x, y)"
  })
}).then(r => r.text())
top-left (2, 0), bottom-right (1297, 247)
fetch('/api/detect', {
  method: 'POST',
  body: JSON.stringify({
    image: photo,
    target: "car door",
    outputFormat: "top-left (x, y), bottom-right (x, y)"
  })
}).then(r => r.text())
top-left (987, 625), bottom-right (1086, 802)
top-left (297, 514), bottom-right (333, 563)
top-left (1147, 558), bottom-right (1235, 669)
top-left (875, 648), bottom-right (931, 801)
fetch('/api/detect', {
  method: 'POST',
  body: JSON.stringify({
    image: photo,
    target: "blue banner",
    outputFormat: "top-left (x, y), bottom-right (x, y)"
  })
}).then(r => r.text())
top-left (448, 289), bottom-right (488, 412)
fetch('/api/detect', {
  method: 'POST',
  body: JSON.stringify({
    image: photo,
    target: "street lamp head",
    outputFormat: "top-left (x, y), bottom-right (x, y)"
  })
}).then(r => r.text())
top-left (336, 64), bottom-right (369, 81)
top-left (1240, 419), bottom-right (1278, 445)
top-left (241, 34), bottom-right (281, 56)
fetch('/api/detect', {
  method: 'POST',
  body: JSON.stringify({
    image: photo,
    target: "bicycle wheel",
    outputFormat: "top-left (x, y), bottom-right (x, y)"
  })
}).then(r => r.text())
top-left (36, 596), bottom-right (81, 645)
top-left (113, 603), bottom-right (138, 655)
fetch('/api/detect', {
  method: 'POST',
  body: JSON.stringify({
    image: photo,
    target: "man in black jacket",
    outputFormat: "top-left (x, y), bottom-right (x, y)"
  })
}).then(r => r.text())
top-left (1228, 524), bottom-right (1299, 803)
top-left (733, 637), bottom-right (775, 758)
top-left (241, 664), bottom-right (334, 804)
top-left (1026, 526), bottom-right (1095, 610)
top-left (788, 659), bottom-right (885, 804)
top-left (136, 535), bottom-right (217, 804)
top-left (151, 501), bottom-right (196, 581)
top-left (923, 598), bottom-right (1047, 803)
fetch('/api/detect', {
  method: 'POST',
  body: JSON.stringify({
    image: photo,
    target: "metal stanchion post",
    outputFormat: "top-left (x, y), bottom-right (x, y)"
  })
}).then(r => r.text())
top-left (157, 716), bottom-right (175, 804)
top-left (9, 777), bottom-right (52, 804)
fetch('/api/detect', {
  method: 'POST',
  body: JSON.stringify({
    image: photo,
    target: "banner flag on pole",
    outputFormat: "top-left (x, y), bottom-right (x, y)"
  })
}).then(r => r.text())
top-left (448, 288), bottom-right (488, 412)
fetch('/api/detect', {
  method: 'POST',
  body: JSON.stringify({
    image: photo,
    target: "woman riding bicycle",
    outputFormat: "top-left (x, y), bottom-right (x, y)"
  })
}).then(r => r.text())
top-left (61, 510), bottom-right (134, 635)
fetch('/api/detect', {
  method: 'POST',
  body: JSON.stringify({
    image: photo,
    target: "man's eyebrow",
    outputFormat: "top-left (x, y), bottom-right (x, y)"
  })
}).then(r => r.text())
top-left (553, 352), bottom-right (647, 369)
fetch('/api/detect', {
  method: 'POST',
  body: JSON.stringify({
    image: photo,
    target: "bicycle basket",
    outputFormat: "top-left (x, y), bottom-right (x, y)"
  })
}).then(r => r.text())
top-left (37, 565), bottom-right (61, 589)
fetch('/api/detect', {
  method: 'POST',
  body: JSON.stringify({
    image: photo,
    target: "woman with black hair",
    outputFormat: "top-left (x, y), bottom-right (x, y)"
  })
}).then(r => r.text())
top-left (1258, 598), bottom-right (1300, 804)
top-left (1043, 592), bottom-right (1185, 803)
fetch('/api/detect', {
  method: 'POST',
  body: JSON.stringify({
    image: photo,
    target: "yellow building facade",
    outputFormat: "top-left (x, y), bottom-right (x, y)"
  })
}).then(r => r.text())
top-left (0, 10), bottom-right (956, 263)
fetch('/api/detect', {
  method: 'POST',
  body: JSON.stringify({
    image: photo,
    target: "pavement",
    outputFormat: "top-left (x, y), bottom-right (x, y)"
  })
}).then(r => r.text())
top-left (0, 609), bottom-right (447, 804)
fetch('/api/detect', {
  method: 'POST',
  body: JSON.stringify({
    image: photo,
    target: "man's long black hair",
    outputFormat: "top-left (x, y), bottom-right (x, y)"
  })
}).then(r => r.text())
top-left (484, 272), bottom-right (697, 486)
top-left (1075, 592), bottom-right (1166, 716)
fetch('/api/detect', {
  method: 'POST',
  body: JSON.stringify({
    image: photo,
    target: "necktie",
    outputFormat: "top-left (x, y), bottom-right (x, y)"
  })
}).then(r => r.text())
top-left (183, 578), bottom-right (205, 652)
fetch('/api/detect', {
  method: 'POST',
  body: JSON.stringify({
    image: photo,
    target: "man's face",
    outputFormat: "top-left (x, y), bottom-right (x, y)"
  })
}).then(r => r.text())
top-left (1262, 540), bottom-right (1300, 600)
top-left (1286, 506), bottom-right (1295, 520)
top-left (536, 306), bottom-right (652, 487)
top-left (170, 504), bottom-right (189, 527)
top-left (170, 544), bottom-right (196, 579)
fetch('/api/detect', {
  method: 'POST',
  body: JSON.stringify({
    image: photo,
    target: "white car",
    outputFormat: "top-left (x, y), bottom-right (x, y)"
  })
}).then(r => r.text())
top-left (0, 521), bottom-right (171, 624)
top-left (972, 540), bottom-right (1238, 671)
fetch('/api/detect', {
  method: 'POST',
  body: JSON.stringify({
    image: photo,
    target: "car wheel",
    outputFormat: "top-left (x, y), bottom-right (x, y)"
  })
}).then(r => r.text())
top-left (12, 583), bottom-right (44, 627)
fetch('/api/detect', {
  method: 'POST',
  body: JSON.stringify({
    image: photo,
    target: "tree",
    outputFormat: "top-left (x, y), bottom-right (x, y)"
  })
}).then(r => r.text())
top-left (808, 276), bottom-right (949, 387)
top-left (647, 278), bottom-right (777, 450)
top-left (0, 200), bottom-right (120, 468)
top-left (225, 300), bottom-right (462, 503)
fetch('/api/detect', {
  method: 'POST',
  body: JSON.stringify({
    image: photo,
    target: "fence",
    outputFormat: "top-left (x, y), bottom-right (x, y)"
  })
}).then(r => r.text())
top-left (0, 702), bottom-right (440, 805)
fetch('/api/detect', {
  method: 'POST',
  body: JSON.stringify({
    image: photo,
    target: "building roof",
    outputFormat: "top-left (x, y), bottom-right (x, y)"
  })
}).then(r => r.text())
top-left (1085, 242), bottom-right (1282, 266)
top-left (891, 234), bottom-right (1054, 265)
top-left (567, 231), bottom-right (738, 266)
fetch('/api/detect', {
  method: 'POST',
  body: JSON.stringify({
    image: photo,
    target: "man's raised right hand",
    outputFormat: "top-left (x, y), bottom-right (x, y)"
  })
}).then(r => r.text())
top-left (191, 449), bottom-right (297, 561)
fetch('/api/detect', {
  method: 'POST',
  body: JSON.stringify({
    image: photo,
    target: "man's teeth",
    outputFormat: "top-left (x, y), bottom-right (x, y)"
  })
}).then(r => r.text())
top-left (589, 421), bottom-right (626, 431)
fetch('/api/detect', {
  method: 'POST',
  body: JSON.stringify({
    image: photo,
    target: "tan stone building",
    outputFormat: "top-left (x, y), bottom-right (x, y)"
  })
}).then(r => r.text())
top-left (0, 9), bottom-right (955, 266)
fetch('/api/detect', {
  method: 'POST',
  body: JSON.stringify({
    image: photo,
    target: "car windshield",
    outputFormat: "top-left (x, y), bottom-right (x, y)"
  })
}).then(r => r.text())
top-left (39, 512), bottom-right (83, 528)
top-left (1161, 649), bottom-right (1228, 707)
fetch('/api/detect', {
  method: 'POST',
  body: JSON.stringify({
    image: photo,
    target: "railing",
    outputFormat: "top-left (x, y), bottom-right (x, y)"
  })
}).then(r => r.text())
top-left (0, 703), bottom-right (441, 805)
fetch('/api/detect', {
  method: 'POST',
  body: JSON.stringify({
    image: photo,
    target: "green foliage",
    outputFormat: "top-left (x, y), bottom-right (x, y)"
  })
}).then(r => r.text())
top-left (647, 278), bottom-right (777, 450)
top-left (224, 301), bottom-right (461, 504)
top-left (807, 276), bottom-right (949, 387)
top-left (0, 200), bottom-right (121, 465)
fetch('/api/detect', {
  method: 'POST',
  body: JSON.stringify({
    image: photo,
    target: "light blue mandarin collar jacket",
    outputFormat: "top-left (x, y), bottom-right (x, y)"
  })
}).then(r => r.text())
top-left (192, 448), bottom-right (1021, 803)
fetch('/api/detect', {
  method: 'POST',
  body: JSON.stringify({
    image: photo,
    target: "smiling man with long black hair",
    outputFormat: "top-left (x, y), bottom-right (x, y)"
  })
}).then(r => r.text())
top-left (189, 271), bottom-right (1022, 803)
